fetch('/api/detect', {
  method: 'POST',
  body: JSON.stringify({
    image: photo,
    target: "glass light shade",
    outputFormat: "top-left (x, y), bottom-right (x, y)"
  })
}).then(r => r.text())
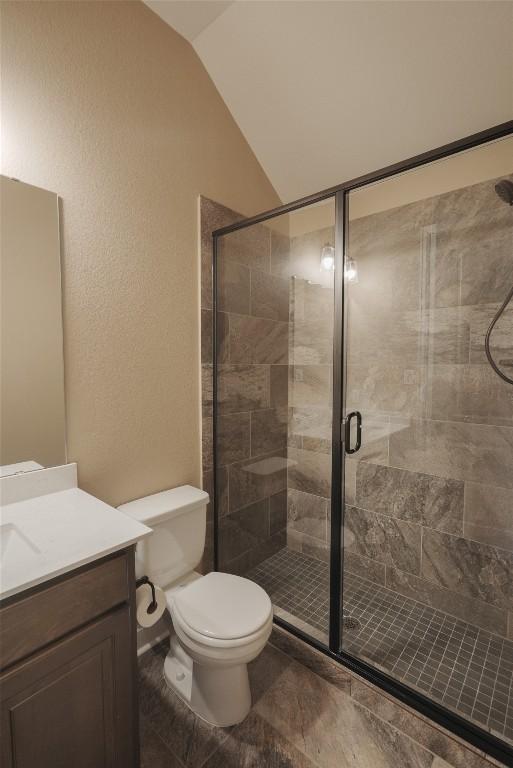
top-left (320, 243), bottom-right (335, 271)
top-left (344, 258), bottom-right (358, 283)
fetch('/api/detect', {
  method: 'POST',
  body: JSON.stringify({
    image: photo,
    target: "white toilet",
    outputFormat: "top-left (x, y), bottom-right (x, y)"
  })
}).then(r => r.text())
top-left (119, 485), bottom-right (273, 727)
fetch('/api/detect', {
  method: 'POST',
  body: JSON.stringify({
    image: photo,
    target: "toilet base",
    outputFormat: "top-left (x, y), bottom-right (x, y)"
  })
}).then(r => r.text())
top-left (164, 635), bottom-right (251, 727)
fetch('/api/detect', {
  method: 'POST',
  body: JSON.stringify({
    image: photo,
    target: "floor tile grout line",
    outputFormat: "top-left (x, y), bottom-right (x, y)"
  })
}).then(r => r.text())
top-left (247, 547), bottom-right (513, 744)
top-left (143, 717), bottom-right (189, 768)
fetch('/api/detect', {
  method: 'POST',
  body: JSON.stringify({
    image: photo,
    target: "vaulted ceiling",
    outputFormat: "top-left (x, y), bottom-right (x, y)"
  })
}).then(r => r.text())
top-left (145, 1), bottom-right (513, 203)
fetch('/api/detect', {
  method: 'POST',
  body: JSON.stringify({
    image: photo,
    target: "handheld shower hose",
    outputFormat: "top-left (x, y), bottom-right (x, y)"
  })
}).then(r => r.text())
top-left (484, 284), bottom-right (513, 386)
top-left (485, 179), bottom-right (513, 386)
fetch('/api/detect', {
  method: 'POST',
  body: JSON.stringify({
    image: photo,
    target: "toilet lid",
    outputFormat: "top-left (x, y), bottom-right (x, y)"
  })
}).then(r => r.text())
top-left (172, 572), bottom-right (272, 640)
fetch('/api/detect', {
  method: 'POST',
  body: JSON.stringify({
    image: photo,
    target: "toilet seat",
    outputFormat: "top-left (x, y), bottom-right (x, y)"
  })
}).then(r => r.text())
top-left (168, 572), bottom-right (272, 645)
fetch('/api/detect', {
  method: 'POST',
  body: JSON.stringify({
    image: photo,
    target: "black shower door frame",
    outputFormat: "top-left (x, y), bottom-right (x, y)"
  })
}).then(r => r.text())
top-left (211, 120), bottom-right (513, 766)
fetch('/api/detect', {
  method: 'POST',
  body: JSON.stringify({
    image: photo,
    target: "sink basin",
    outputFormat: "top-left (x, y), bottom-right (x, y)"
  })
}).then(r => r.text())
top-left (0, 522), bottom-right (41, 566)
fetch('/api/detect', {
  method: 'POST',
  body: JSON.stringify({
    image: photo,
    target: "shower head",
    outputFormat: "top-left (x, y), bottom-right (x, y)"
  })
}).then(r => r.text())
top-left (494, 179), bottom-right (513, 206)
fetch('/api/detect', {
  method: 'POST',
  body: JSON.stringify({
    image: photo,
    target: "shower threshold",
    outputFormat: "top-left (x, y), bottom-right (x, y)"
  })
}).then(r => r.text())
top-left (247, 547), bottom-right (513, 747)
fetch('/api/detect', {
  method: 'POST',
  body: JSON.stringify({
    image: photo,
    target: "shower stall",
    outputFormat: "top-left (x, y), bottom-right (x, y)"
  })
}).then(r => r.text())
top-left (204, 122), bottom-right (513, 762)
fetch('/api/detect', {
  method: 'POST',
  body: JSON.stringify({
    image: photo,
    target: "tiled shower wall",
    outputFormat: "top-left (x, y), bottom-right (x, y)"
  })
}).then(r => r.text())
top-left (286, 226), bottom-right (335, 563)
top-left (343, 175), bottom-right (513, 641)
top-left (200, 197), bottom-right (289, 575)
top-left (201, 176), bottom-right (513, 642)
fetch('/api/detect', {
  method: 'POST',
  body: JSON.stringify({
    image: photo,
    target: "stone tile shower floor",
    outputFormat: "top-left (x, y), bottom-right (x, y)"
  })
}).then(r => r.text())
top-left (247, 547), bottom-right (513, 746)
top-left (139, 636), bottom-right (503, 768)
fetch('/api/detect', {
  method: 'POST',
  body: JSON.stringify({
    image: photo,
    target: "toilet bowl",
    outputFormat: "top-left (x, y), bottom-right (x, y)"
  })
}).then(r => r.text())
top-left (164, 571), bottom-right (272, 726)
top-left (119, 486), bottom-right (273, 727)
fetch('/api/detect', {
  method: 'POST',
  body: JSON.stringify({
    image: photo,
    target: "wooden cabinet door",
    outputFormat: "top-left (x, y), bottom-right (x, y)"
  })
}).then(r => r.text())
top-left (1, 606), bottom-right (136, 768)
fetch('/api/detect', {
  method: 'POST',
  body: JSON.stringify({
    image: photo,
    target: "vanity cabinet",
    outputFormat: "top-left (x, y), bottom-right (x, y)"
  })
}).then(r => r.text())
top-left (0, 549), bottom-right (139, 768)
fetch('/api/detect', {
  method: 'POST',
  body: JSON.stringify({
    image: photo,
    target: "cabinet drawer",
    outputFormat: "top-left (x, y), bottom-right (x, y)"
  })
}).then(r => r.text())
top-left (0, 551), bottom-right (130, 671)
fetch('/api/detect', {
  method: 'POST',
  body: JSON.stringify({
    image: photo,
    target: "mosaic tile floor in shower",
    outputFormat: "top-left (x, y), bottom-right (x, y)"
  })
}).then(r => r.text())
top-left (246, 547), bottom-right (513, 745)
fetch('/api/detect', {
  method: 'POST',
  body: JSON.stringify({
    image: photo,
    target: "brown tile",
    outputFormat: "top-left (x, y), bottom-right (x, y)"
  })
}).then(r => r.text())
top-left (350, 677), bottom-right (494, 768)
top-left (250, 270), bottom-right (289, 322)
top-left (302, 436), bottom-right (331, 453)
top-left (201, 196), bottom-right (241, 242)
top-left (230, 315), bottom-right (288, 364)
top-left (218, 500), bottom-right (269, 566)
top-left (290, 226), bottom-right (336, 289)
top-left (202, 407), bottom-right (212, 473)
top-left (429, 363), bottom-right (513, 427)
top-left (201, 309), bottom-right (213, 365)
top-left (201, 711), bottom-right (317, 768)
top-left (228, 452), bottom-right (287, 511)
top-left (464, 522), bottom-right (513, 554)
top-left (218, 364), bottom-right (269, 414)
top-left (291, 318), bottom-right (333, 366)
top-left (200, 196), bottom-right (242, 311)
top-left (139, 642), bottom-right (229, 768)
top-left (464, 482), bottom-right (513, 552)
top-left (286, 528), bottom-right (330, 562)
top-left (215, 311), bottom-right (230, 364)
top-left (347, 198), bottom-right (431, 315)
top-left (248, 644), bottom-right (294, 704)
top-left (288, 447), bottom-right (331, 498)
top-left (201, 519), bottom-right (214, 574)
top-left (287, 487), bottom-right (327, 541)
top-left (202, 364), bottom-right (213, 407)
top-left (224, 530), bottom-right (286, 575)
top-left (140, 715), bottom-right (184, 768)
top-left (290, 364), bottom-right (331, 407)
top-left (343, 550), bottom-right (386, 585)
top-left (269, 626), bottom-right (351, 692)
top-left (344, 458), bottom-right (357, 505)
top-left (385, 564), bottom-right (508, 636)
top-left (201, 245), bottom-right (213, 311)
top-left (421, 528), bottom-right (513, 610)
top-left (218, 260), bottom-right (250, 314)
top-left (433, 176), bottom-right (513, 307)
top-left (289, 405), bottom-right (331, 444)
top-left (270, 365), bottom-right (288, 407)
top-left (352, 413), bottom-right (390, 464)
top-left (469, 302), bottom-right (513, 365)
top-left (251, 407), bottom-right (288, 456)
top-left (218, 412), bottom-right (251, 466)
top-left (203, 467), bottom-right (228, 519)
top-left (389, 418), bottom-right (513, 490)
top-left (219, 221), bottom-right (270, 272)
top-left (269, 490), bottom-right (287, 535)
top-left (256, 660), bottom-right (434, 768)
top-left (347, 306), bottom-right (470, 367)
top-left (270, 230), bottom-right (291, 278)
top-left (356, 463), bottom-right (464, 534)
top-left (346, 363), bottom-right (423, 419)
top-left (216, 466), bottom-right (229, 517)
top-left (345, 505), bottom-right (421, 575)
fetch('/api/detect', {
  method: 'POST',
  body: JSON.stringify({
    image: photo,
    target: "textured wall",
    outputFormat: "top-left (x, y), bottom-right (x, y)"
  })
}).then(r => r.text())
top-left (1, 1), bottom-right (280, 505)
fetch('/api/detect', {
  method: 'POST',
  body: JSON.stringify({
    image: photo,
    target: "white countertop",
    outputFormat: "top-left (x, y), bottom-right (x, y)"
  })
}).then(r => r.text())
top-left (0, 464), bottom-right (151, 601)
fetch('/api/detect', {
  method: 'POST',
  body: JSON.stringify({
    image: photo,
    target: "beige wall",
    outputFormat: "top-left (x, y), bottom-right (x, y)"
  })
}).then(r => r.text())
top-left (1, 176), bottom-right (66, 469)
top-left (1, 1), bottom-right (280, 506)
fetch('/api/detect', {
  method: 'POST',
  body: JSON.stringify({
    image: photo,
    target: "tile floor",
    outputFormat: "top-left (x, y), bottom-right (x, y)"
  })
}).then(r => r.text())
top-left (139, 630), bottom-right (506, 768)
top-left (247, 547), bottom-right (513, 746)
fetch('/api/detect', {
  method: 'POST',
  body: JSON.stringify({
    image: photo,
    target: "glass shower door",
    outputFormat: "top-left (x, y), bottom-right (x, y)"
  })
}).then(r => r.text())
top-left (340, 135), bottom-right (513, 746)
top-left (214, 197), bottom-right (336, 646)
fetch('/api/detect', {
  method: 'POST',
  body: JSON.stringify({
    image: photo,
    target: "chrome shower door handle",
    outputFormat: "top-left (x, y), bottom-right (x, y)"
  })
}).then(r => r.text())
top-left (344, 411), bottom-right (362, 454)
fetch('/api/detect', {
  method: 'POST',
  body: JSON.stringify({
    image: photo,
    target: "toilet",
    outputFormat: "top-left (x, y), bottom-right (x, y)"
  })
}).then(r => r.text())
top-left (119, 485), bottom-right (273, 727)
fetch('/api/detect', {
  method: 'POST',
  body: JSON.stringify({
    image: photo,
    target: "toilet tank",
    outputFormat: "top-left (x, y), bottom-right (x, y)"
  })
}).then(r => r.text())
top-left (118, 485), bottom-right (209, 588)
